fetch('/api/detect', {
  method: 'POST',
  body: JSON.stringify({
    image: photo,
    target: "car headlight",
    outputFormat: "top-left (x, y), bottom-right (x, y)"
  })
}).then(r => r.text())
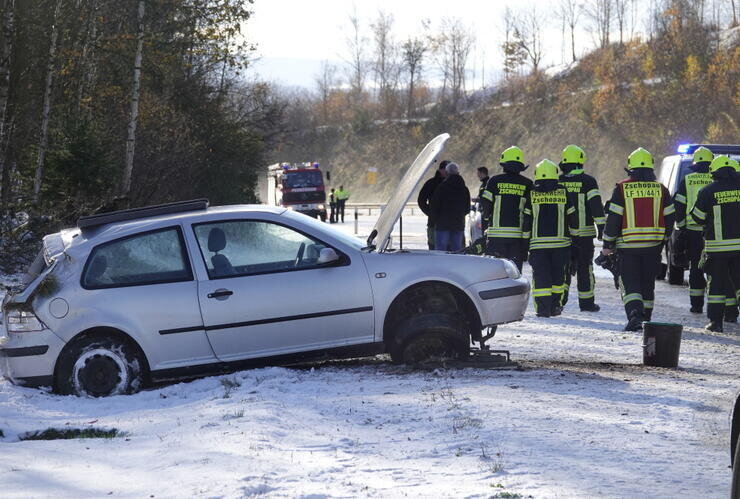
top-left (502, 258), bottom-right (520, 279)
top-left (317, 204), bottom-right (325, 210)
top-left (6, 309), bottom-right (45, 332)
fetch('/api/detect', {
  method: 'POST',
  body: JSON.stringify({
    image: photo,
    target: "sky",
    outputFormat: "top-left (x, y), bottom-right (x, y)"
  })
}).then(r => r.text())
top-left (246, 0), bottom-right (599, 90)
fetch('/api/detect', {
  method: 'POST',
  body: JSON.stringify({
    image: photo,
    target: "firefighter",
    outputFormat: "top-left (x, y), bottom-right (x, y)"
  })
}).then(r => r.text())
top-left (690, 155), bottom-right (740, 332)
top-left (673, 146), bottom-right (713, 313)
top-left (335, 185), bottom-right (350, 223)
top-left (558, 144), bottom-right (606, 312)
top-left (480, 146), bottom-right (533, 271)
top-left (329, 188), bottom-right (337, 223)
top-left (602, 148), bottom-right (675, 331)
top-left (522, 159), bottom-right (578, 317)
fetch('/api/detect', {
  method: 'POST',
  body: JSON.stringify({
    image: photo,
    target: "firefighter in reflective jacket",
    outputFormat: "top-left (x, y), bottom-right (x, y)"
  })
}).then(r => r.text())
top-left (480, 146), bottom-right (533, 271)
top-left (602, 148), bottom-right (675, 331)
top-left (690, 155), bottom-right (740, 332)
top-left (558, 144), bottom-right (606, 312)
top-left (522, 159), bottom-right (578, 317)
top-left (673, 146), bottom-right (714, 313)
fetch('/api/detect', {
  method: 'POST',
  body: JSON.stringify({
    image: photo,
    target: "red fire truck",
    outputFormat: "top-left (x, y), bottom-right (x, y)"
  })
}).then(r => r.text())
top-left (264, 162), bottom-right (329, 221)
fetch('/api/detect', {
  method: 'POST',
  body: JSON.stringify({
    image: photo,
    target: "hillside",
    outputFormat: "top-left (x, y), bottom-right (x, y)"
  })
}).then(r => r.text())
top-left (273, 31), bottom-right (739, 203)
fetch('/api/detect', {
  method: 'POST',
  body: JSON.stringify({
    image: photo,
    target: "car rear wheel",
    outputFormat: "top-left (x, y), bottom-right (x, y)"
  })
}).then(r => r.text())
top-left (55, 335), bottom-right (145, 397)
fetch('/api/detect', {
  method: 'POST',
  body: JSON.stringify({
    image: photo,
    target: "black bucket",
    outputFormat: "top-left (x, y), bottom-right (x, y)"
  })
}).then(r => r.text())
top-left (642, 322), bottom-right (683, 368)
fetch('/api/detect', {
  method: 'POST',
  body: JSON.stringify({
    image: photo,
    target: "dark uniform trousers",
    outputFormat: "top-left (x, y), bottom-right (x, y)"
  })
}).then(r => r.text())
top-left (686, 230), bottom-right (706, 309)
top-left (329, 202), bottom-right (337, 223)
top-left (618, 248), bottom-right (661, 321)
top-left (529, 247), bottom-right (570, 316)
top-left (486, 238), bottom-right (526, 272)
top-left (706, 255), bottom-right (740, 323)
top-left (563, 237), bottom-right (596, 308)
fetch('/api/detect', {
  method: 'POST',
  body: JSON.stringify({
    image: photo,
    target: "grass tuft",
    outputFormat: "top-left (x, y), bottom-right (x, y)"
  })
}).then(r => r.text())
top-left (20, 427), bottom-right (125, 441)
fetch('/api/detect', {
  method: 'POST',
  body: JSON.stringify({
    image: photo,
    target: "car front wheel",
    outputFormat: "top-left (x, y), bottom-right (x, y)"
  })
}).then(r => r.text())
top-left (55, 335), bottom-right (145, 397)
top-left (390, 313), bottom-right (468, 364)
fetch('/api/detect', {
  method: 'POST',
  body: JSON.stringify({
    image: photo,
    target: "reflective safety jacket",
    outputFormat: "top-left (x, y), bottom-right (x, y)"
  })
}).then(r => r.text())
top-left (674, 172), bottom-right (712, 231)
top-left (690, 172), bottom-right (740, 255)
top-left (558, 169), bottom-right (606, 238)
top-left (480, 172), bottom-right (533, 239)
top-left (522, 182), bottom-right (578, 250)
top-left (335, 189), bottom-right (350, 201)
top-left (603, 178), bottom-right (674, 250)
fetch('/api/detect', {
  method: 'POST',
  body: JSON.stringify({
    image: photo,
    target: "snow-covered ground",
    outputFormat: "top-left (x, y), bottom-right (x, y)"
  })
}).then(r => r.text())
top-left (0, 215), bottom-right (738, 498)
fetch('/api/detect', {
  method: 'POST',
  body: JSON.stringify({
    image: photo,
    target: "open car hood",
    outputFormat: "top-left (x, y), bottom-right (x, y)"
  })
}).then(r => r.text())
top-left (366, 133), bottom-right (449, 252)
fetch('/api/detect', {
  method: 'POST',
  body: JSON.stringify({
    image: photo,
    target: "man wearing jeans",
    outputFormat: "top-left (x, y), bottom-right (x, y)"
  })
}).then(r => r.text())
top-left (430, 162), bottom-right (471, 252)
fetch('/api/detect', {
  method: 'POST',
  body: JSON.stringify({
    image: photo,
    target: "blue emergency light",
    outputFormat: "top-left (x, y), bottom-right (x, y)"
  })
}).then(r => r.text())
top-left (677, 144), bottom-right (691, 154)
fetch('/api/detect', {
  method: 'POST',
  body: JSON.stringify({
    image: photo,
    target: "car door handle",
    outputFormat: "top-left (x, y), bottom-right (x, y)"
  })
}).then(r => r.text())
top-left (207, 289), bottom-right (233, 300)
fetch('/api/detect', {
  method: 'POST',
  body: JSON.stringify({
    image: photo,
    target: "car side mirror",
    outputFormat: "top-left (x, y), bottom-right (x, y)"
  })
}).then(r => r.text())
top-left (317, 247), bottom-right (340, 265)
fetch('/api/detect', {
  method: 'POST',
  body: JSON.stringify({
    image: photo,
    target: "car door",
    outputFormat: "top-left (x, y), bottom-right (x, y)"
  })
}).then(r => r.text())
top-left (77, 226), bottom-right (217, 371)
top-left (190, 218), bottom-right (374, 362)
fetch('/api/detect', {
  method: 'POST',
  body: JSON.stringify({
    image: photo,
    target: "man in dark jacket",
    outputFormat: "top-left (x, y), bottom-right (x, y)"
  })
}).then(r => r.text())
top-left (418, 160), bottom-right (449, 249)
top-left (430, 162), bottom-right (471, 252)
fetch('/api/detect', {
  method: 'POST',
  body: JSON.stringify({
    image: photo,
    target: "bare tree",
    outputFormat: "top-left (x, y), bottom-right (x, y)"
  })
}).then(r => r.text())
top-left (501, 7), bottom-right (525, 78)
top-left (343, 8), bottom-right (367, 107)
top-left (513, 5), bottom-right (546, 73)
top-left (431, 18), bottom-right (474, 110)
top-left (33, 0), bottom-right (63, 201)
top-left (401, 36), bottom-right (426, 118)
top-left (0, 0), bottom-right (14, 204)
top-left (121, 0), bottom-right (145, 197)
top-left (558, 0), bottom-right (582, 62)
top-left (315, 60), bottom-right (339, 124)
top-left (614, 0), bottom-right (629, 44)
top-left (585, 0), bottom-right (614, 48)
top-left (370, 10), bottom-right (400, 119)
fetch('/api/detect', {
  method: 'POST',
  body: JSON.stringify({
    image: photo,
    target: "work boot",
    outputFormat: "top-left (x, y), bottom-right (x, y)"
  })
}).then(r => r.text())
top-left (624, 313), bottom-right (643, 332)
top-left (644, 309), bottom-right (653, 322)
top-left (690, 306), bottom-right (703, 314)
top-left (705, 321), bottom-right (723, 332)
top-left (580, 303), bottom-right (601, 312)
top-left (551, 305), bottom-right (563, 317)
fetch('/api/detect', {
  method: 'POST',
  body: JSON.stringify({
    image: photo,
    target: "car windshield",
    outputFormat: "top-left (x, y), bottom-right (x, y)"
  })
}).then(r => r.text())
top-left (283, 170), bottom-right (323, 188)
top-left (282, 210), bottom-right (364, 250)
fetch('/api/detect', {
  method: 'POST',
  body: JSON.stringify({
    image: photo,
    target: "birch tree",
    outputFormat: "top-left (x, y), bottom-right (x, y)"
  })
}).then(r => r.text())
top-left (558, 0), bottom-right (581, 62)
top-left (33, 0), bottom-right (63, 201)
top-left (401, 36), bottom-right (426, 118)
top-left (121, 0), bottom-right (144, 197)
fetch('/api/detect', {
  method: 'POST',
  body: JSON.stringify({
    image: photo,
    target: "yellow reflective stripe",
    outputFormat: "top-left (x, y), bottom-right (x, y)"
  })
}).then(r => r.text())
top-left (663, 203), bottom-right (675, 215)
top-left (707, 295), bottom-right (725, 303)
top-left (643, 300), bottom-right (654, 309)
top-left (713, 205), bottom-right (722, 241)
top-left (602, 233), bottom-right (617, 241)
top-left (622, 293), bottom-right (642, 304)
top-left (586, 189), bottom-right (600, 201)
top-left (704, 239), bottom-right (740, 251)
top-left (482, 190), bottom-right (493, 201)
top-left (609, 203), bottom-right (624, 215)
top-left (674, 193), bottom-right (686, 204)
top-left (726, 297), bottom-right (738, 306)
top-left (676, 220), bottom-right (686, 228)
top-left (691, 207), bottom-right (706, 219)
top-left (532, 288), bottom-right (552, 297)
top-left (689, 289), bottom-right (705, 296)
top-left (593, 216), bottom-right (606, 224)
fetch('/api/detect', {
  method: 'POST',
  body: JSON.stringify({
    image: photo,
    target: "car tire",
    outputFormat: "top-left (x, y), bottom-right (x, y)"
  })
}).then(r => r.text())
top-left (389, 313), bottom-right (467, 365)
top-left (55, 334), bottom-right (145, 397)
top-left (732, 435), bottom-right (740, 499)
top-left (667, 264), bottom-right (684, 286)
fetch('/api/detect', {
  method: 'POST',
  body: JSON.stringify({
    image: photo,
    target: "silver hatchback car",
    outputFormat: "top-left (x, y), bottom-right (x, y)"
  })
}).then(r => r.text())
top-left (0, 134), bottom-right (529, 396)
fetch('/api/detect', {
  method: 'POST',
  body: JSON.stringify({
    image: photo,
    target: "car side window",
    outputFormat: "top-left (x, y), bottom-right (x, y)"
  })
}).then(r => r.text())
top-left (82, 227), bottom-right (192, 289)
top-left (193, 220), bottom-right (329, 279)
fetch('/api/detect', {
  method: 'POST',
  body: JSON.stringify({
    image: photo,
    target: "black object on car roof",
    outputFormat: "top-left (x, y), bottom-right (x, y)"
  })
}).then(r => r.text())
top-left (77, 199), bottom-right (209, 230)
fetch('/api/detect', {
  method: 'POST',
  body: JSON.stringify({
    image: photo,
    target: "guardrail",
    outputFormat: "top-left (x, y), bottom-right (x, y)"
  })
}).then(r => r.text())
top-left (345, 202), bottom-right (420, 216)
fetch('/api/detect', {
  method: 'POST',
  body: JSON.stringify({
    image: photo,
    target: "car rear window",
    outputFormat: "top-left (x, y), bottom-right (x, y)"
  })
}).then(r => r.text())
top-left (82, 227), bottom-right (192, 289)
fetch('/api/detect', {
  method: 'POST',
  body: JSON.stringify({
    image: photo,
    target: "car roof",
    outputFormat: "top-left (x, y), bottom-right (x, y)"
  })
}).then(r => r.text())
top-left (76, 204), bottom-right (287, 244)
